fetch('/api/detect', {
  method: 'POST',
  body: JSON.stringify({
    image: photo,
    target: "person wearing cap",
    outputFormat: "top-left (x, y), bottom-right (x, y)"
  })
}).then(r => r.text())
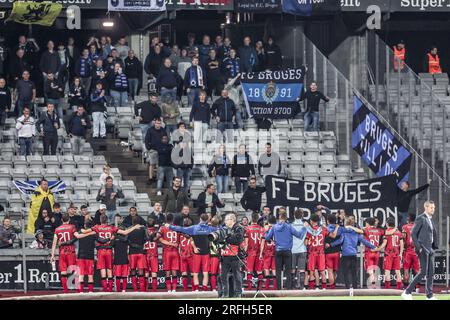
top-left (135, 94), bottom-right (162, 141)
top-left (94, 204), bottom-right (108, 225)
top-left (30, 230), bottom-right (49, 249)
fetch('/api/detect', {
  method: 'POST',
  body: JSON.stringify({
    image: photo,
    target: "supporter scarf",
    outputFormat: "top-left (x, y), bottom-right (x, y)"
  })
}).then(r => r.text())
top-left (189, 65), bottom-right (204, 87)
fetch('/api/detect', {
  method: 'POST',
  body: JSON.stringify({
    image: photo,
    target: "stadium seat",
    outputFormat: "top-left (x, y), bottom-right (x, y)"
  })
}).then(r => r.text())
top-left (12, 156), bottom-right (28, 170)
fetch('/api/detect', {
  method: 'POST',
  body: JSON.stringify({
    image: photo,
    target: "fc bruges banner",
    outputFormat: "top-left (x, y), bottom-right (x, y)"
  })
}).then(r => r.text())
top-left (266, 175), bottom-right (399, 226)
top-left (241, 68), bottom-right (305, 119)
top-left (108, 0), bottom-right (166, 11)
top-left (282, 0), bottom-right (340, 16)
top-left (352, 96), bottom-right (412, 186)
top-left (235, 0), bottom-right (281, 12)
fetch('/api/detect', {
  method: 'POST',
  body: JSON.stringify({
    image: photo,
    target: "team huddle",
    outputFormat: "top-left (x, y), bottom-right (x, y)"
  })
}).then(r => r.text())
top-left (50, 205), bottom-right (420, 293)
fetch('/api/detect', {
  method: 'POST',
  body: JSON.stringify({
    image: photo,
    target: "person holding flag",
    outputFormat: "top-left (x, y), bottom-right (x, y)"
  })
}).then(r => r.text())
top-left (27, 179), bottom-right (55, 234)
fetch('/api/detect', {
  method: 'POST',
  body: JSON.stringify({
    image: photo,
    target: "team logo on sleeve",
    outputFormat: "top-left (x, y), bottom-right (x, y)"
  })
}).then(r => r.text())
top-left (262, 81), bottom-right (279, 104)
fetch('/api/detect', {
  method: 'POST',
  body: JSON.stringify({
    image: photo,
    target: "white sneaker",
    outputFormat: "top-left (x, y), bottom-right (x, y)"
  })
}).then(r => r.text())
top-left (401, 291), bottom-right (413, 300)
top-left (426, 296), bottom-right (438, 300)
top-left (157, 191), bottom-right (162, 196)
top-left (122, 290), bottom-right (126, 293)
top-left (302, 288), bottom-right (307, 291)
top-left (315, 287), bottom-right (320, 291)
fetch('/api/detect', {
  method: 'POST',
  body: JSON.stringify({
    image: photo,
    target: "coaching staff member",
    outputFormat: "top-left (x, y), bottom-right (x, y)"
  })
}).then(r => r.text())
top-left (219, 213), bottom-right (245, 298)
top-left (402, 200), bottom-right (438, 300)
top-left (265, 208), bottom-right (316, 290)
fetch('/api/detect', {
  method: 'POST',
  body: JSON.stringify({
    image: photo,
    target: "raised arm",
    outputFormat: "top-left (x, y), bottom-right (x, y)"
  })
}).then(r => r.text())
top-left (169, 224), bottom-right (196, 236)
top-left (358, 235), bottom-right (376, 250)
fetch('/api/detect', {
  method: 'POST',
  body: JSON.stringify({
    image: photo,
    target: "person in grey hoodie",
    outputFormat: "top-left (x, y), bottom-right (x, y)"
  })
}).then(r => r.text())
top-left (290, 209), bottom-right (308, 289)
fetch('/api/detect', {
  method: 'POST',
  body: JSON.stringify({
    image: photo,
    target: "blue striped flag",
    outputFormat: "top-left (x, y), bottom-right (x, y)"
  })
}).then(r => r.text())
top-left (13, 180), bottom-right (66, 195)
top-left (352, 96), bottom-right (412, 186)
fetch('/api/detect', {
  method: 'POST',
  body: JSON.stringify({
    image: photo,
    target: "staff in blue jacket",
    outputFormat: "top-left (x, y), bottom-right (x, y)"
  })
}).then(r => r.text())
top-left (265, 208), bottom-right (318, 290)
top-left (327, 215), bottom-right (376, 290)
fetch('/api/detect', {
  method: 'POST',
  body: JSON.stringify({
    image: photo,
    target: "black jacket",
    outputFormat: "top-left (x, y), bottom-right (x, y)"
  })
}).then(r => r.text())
top-left (208, 154), bottom-right (231, 177)
top-left (122, 214), bottom-right (146, 228)
top-left (135, 101), bottom-right (161, 124)
top-left (148, 212), bottom-right (166, 228)
top-left (34, 217), bottom-right (56, 241)
top-left (232, 152), bottom-right (255, 178)
top-left (45, 78), bottom-right (63, 100)
top-left (240, 186), bottom-right (266, 213)
top-left (397, 184), bottom-right (430, 212)
top-left (265, 43), bottom-right (282, 70)
top-left (196, 192), bottom-right (225, 216)
top-left (124, 56), bottom-right (142, 79)
top-left (144, 52), bottom-right (163, 77)
top-left (163, 187), bottom-right (190, 214)
top-left (36, 111), bottom-right (60, 136)
top-left (40, 50), bottom-right (61, 74)
top-left (189, 101), bottom-right (211, 124)
top-left (156, 142), bottom-right (173, 167)
top-left (144, 126), bottom-right (168, 151)
top-left (0, 87), bottom-right (11, 112)
top-left (68, 84), bottom-right (87, 107)
top-left (8, 56), bottom-right (30, 84)
top-left (156, 65), bottom-right (179, 90)
top-left (67, 111), bottom-right (91, 137)
top-left (211, 97), bottom-right (236, 122)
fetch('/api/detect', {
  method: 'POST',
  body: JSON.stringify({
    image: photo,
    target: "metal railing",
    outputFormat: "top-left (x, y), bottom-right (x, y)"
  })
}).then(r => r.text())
top-left (280, 27), bottom-right (450, 248)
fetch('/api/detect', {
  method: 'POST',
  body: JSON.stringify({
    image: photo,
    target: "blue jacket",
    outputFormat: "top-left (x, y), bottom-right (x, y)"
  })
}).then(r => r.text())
top-left (265, 221), bottom-right (314, 252)
top-left (169, 222), bottom-right (217, 236)
top-left (291, 219), bottom-right (307, 254)
top-left (170, 222), bottom-right (218, 255)
top-left (331, 228), bottom-right (375, 257)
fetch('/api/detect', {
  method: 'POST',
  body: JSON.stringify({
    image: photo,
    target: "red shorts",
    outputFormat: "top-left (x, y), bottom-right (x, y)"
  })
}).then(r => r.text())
top-left (129, 254), bottom-right (147, 270)
top-left (325, 252), bottom-right (340, 271)
top-left (246, 253), bottom-right (263, 273)
top-left (383, 254), bottom-right (401, 271)
top-left (209, 256), bottom-right (220, 274)
top-left (97, 249), bottom-right (113, 270)
top-left (307, 252), bottom-right (326, 272)
top-left (403, 251), bottom-right (419, 273)
top-left (114, 264), bottom-right (130, 277)
top-left (180, 256), bottom-right (194, 273)
top-left (263, 255), bottom-right (275, 271)
top-left (146, 254), bottom-right (159, 274)
top-left (163, 250), bottom-right (179, 271)
top-left (59, 252), bottom-right (77, 273)
top-left (364, 252), bottom-right (380, 271)
top-left (77, 259), bottom-right (94, 276)
top-left (192, 254), bottom-right (210, 273)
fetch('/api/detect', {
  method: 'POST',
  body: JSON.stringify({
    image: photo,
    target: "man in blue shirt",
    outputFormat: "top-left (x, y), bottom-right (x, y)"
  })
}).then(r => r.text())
top-left (265, 208), bottom-right (318, 290)
top-left (327, 216), bottom-right (376, 289)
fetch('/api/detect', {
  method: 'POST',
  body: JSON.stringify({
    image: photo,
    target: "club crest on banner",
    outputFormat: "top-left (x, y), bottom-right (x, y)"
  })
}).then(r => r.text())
top-left (262, 81), bottom-right (279, 104)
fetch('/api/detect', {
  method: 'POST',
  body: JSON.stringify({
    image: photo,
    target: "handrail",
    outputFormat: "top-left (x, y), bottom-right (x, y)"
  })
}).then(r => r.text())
top-left (301, 31), bottom-right (450, 189)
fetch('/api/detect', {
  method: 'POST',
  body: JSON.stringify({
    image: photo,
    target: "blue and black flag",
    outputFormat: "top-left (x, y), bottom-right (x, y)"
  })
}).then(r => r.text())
top-left (282, 0), bottom-right (340, 16)
top-left (352, 95), bottom-right (412, 186)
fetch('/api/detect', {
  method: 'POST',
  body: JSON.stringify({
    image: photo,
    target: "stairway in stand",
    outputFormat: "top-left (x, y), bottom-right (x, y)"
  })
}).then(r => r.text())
top-left (90, 133), bottom-right (157, 201)
top-left (90, 133), bottom-right (197, 218)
